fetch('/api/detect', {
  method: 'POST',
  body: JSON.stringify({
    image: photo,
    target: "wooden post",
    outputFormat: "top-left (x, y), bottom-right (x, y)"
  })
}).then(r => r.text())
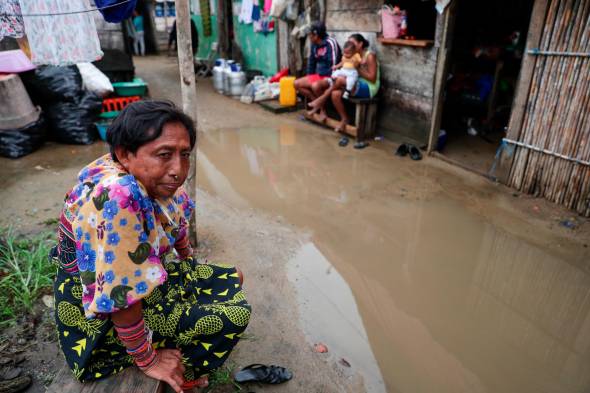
top-left (216, 0), bottom-right (230, 59)
top-left (427, 4), bottom-right (456, 154)
top-left (492, 0), bottom-right (550, 184)
top-left (174, 0), bottom-right (199, 245)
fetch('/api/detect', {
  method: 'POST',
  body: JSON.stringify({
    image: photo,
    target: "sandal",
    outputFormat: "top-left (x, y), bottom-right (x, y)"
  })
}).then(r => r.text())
top-left (395, 143), bottom-right (409, 156)
top-left (338, 137), bottom-right (349, 147)
top-left (408, 144), bottom-right (422, 160)
top-left (234, 364), bottom-right (293, 385)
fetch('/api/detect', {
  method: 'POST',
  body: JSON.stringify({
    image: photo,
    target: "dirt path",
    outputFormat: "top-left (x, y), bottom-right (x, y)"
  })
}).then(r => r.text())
top-left (0, 55), bottom-right (588, 393)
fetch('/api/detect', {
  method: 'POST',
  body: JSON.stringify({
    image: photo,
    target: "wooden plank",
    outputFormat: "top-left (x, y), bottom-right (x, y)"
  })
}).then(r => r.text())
top-left (216, 0), bottom-right (230, 59)
top-left (174, 0), bottom-right (199, 244)
top-left (377, 37), bottom-right (434, 48)
top-left (303, 112), bottom-right (358, 136)
top-left (258, 99), bottom-right (300, 114)
top-left (494, 0), bottom-right (551, 184)
top-left (427, 7), bottom-right (455, 154)
top-left (46, 366), bottom-right (161, 393)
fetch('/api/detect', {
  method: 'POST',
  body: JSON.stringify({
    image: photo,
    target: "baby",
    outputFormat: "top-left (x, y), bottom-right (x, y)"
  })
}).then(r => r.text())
top-left (331, 41), bottom-right (362, 99)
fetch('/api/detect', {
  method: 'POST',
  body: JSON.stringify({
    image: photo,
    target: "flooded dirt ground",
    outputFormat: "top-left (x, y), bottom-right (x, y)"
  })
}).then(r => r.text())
top-left (1, 55), bottom-right (589, 393)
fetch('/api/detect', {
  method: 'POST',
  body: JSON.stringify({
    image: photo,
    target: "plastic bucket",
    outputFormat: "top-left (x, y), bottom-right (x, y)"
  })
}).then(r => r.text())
top-left (381, 7), bottom-right (402, 39)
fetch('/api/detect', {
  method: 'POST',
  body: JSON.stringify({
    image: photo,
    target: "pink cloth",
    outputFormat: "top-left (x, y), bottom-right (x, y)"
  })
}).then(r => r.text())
top-left (0, 50), bottom-right (35, 74)
top-left (264, 0), bottom-right (272, 13)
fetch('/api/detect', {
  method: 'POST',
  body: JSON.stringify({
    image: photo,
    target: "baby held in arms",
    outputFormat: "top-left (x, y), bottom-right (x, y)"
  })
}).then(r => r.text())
top-left (331, 40), bottom-right (362, 99)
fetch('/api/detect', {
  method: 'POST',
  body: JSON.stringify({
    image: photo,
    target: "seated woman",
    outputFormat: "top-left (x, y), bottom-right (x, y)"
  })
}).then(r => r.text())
top-left (308, 33), bottom-right (380, 135)
top-left (51, 101), bottom-right (250, 392)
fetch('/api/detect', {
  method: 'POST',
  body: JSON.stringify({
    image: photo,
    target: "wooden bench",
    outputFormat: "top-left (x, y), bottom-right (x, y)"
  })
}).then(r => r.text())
top-left (46, 365), bottom-right (163, 393)
top-left (304, 96), bottom-right (379, 142)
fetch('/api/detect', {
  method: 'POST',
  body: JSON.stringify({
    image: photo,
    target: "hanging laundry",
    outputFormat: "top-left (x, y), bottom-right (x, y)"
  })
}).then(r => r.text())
top-left (20, 0), bottom-right (103, 66)
top-left (0, 0), bottom-right (25, 41)
top-left (94, 0), bottom-right (137, 23)
top-left (199, 0), bottom-right (212, 36)
top-left (264, 0), bottom-right (273, 14)
top-left (252, 4), bottom-right (261, 21)
top-left (239, 0), bottom-right (254, 24)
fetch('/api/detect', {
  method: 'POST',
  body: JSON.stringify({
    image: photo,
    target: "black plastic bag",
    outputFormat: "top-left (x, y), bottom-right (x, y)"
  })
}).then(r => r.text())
top-left (45, 92), bottom-right (103, 145)
top-left (0, 116), bottom-right (47, 158)
top-left (20, 65), bottom-right (83, 104)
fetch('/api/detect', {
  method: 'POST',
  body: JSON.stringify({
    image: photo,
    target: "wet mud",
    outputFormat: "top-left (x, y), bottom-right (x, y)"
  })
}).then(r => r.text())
top-left (197, 125), bottom-right (590, 393)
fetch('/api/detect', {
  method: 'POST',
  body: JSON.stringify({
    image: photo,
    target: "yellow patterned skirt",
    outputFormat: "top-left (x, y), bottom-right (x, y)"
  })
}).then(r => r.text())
top-left (53, 254), bottom-right (251, 382)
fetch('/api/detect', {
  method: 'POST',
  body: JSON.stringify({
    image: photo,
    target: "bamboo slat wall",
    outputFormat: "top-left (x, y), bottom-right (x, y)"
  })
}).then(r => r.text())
top-left (508, 0), bottom-right (590, 216)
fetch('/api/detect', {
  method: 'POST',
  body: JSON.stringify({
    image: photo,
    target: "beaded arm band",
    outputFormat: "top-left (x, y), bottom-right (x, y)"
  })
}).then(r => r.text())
top-left (114, 318), bottom-right (159, 371)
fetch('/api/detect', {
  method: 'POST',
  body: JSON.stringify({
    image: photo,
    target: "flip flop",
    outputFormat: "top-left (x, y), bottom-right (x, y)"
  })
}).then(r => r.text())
top-left (338, 136), bottom-right (349, 147)
top-left (395, 143), bottom-right (409, 156)
top-left (408, 144), bottom-right (423, 160)
top-left (354, 141), bottom-right (369, 149)
top-left (234, 364), bottom-right (293, 385)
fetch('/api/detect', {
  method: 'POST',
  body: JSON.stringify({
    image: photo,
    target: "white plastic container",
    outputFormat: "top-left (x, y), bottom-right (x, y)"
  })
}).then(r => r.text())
top-left (223, 61), bottom-right (235, 95)
top-left (212, 59), bottom-right (226, 94)
top-left (228, 71), bottom-right (246, 97)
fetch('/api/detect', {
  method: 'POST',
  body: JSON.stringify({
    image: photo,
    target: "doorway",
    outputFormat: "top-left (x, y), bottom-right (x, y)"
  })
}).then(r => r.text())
top-left (435, 0), bottom-right (535, 175)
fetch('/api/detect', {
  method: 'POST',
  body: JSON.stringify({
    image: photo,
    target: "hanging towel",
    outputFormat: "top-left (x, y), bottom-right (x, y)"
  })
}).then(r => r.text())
top-left (21, 0), bottom-right (103, 66)
top-left (239, 0), bottom-right (254, 24)
top-left (264, 0), bottom-right (273, 14)
top-left (0, 0), bottom-right (25, 40)
top-left (94, 0), bottom-right (137, 23)
top-left (252, 4), bottom-right (261, 21)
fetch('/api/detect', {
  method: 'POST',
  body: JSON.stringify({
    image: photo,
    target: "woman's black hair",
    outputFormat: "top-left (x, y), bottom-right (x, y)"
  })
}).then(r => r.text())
top-left (310, 21), bottom-right (327, 39)
top-left (349, 33), bottom-right (369, 49)
top-left (106, 100), bottom-right (196, 162)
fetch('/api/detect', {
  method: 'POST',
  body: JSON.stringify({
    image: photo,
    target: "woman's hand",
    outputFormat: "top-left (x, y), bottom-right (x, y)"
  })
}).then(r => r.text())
top-left (143, 349), bottom-right (186, 393)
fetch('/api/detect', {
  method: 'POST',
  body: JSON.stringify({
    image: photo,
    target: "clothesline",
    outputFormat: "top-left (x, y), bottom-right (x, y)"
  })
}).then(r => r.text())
top-left (0, 0), bottom-right (135, 17)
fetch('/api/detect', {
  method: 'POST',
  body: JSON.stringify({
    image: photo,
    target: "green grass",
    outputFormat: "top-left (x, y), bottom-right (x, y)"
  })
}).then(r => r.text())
top-left (204, 362), bottom-right (243, 393)
top-left (0, 227), bottom-right (56, 328)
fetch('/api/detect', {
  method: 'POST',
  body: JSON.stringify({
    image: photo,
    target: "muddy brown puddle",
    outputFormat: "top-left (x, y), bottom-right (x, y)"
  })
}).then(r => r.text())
top-left (197, 126), bottom-right (590, 393)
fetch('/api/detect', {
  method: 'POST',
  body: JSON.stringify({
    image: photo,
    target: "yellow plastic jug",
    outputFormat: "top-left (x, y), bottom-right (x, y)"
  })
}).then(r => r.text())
top-left (279, 76), bottom-right (296, 107)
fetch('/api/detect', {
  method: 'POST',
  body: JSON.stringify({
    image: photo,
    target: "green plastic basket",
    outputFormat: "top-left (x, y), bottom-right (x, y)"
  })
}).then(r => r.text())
top-left (99, 111), bottom-right (120, 119)
top-left (112, 77), bottom-right (148, 97)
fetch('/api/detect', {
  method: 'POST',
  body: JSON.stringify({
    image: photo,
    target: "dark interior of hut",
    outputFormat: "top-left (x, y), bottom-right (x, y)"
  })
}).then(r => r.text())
top-left (438, 0), bottom-right (535, 175)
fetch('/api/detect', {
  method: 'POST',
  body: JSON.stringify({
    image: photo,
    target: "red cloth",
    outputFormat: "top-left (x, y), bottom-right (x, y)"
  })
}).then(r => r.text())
top-left (306, 74), bottom-right (329, 84)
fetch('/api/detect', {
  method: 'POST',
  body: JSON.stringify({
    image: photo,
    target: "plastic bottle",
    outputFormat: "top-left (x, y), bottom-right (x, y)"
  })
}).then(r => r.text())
top-left (279, 76), bottom-right (296, 106)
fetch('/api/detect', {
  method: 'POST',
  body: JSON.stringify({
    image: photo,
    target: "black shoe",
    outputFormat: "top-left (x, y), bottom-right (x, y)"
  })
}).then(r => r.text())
top-left (408, 144), bottom-right (422, 160)
top-left (354, 141), bottom-right (369, 149)
top-left (395, 143), bottom-right (409, 156)
top-left (338, 136), bottom-right (349, 147)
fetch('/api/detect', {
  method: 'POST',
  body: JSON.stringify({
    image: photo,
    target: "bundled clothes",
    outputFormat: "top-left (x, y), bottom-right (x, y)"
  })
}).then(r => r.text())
top-left (51, 154), bottom-right (251, 382)
top-left (20, 0), bottom-right (102, 66)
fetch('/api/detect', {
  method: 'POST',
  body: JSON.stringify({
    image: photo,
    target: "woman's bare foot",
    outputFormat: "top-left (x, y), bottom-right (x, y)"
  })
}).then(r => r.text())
top-left (308, 96), bottom-right (326, 110)
top-left (316, 109), bottom-right (327, 123)
top-left (336, 119), bottom-right (348, 133)
top-left (307, 106), bottom-right (320, 116)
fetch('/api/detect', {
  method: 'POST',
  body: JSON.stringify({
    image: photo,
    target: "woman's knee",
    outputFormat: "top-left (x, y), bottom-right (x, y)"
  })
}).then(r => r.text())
top-left (294, 77), bottom-right (308, 90)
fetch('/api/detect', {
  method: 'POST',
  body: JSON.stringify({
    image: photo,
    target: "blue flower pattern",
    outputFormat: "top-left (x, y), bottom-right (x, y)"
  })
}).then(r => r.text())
top-left (67, 155), bottom-right (195, 316)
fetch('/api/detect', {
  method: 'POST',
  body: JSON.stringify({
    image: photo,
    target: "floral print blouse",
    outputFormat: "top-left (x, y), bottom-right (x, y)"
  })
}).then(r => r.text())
top-left (63, 154), bottom-right (195, 318)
